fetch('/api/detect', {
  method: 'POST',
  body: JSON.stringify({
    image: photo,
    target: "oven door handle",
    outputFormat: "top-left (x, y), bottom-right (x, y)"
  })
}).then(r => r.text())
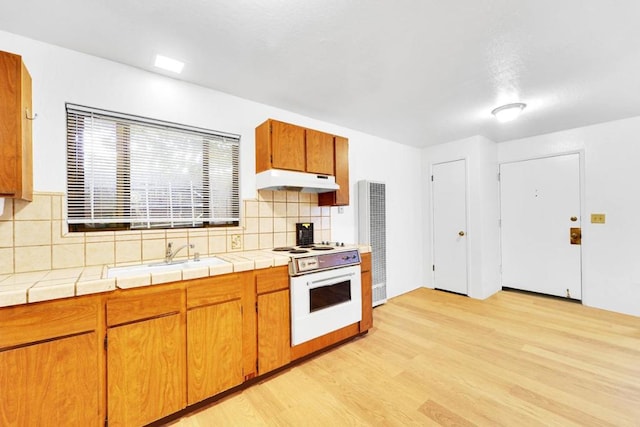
top-left (308, 272), bottom-right (356, 287)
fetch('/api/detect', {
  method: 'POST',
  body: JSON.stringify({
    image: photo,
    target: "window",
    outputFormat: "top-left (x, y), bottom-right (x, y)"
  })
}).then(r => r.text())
top-left (66, 104), bottom-right (240, 231)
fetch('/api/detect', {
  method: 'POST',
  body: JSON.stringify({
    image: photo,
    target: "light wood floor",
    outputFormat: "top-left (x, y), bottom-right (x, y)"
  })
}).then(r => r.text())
top-left (166, 288), bottom-right (640, 426)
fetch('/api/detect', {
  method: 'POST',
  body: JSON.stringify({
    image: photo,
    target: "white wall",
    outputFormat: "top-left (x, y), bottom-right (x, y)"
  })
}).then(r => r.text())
top-left (423, 116), bottom-right (640, 316)
top-left (423, 135), bottom-right (500, 299)
top-left (331, 136), bottom-right (426, 298)
top-left (499, 116), bottom-right (640, 317)
top-left (0, 30), bottom-right (426, 299)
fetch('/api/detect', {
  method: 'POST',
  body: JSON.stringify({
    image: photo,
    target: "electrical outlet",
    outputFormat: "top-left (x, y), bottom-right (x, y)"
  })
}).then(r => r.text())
top-left (591, 213), bottom-right (606, 224)
top-left (231, 234), bottom-right (242, 250)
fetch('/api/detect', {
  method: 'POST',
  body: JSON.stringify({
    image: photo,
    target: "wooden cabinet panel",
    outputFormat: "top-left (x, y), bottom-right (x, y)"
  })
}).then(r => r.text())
top-left (187, 274), bottom-right (244, 309)
top-left (361, 251), bottom-right (372, 273)
top-left (271, 120), bottom-right (306, 171)
top-left (106, 287), bottom-right (182, 327)
top-left (0, 50), bottom-right (32, 200)
top-left (319, 136), bottom-right (350, 206)
top-left (0, 332), bottom-right (99, 426)
top-left (305, 129), bottom-right (334, 175)
top-left (256, 266), bottom-right (289, 294)
top-left (257, 289), bottom-right (291, 375)
top-left (360, 253), bottom-right (373, 332)
top-left (0, 296), bottom-right (100, 348)
top-left (187, 299), bottom-right (243, 404)
top-left (107, 313), bottom-right (185, 427)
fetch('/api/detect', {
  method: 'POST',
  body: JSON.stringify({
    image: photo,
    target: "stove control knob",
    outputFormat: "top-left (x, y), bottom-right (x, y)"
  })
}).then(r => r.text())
top-left (341, 242), bottom-right (345, 247)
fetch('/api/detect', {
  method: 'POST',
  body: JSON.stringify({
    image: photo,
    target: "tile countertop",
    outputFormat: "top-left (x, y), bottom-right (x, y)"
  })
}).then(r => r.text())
top-left (0, 245), bottom-right (371, 308)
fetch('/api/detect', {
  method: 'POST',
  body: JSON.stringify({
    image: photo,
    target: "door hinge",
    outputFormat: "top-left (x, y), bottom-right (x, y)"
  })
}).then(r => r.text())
top-left (431, 175), bottom-right (434, 182)
top-left (103, 334), bottom-right (108, 351)
top-left (255, 301), bottom-right (258, 313)
top-left (256, 359), bottom-right (259, 373)
top-left (270, 155), bottom-right (273, 164)
top-left (104, 416), bottom-right (108, 427)
top-left (498, 218), bottom-right (502, 227)
top-left (497, 172), bottom-right (501, 181)
top-left (432, 264), bottom-right (435, 271)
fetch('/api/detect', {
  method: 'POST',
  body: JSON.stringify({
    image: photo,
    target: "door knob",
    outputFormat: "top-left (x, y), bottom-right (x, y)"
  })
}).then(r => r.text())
top-left (458, 231), bottom-right (465, 236)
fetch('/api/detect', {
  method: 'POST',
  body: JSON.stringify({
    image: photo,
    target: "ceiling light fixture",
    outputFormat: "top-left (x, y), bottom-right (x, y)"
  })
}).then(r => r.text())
top-left (491, 102), bottom-right (526, 122)
top-left (154, 54), bottom-right (184, 74)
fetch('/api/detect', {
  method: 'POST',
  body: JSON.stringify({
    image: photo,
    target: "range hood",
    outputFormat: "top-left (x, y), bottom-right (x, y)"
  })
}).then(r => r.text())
top-left (256, 169), bottom-right (339, 193)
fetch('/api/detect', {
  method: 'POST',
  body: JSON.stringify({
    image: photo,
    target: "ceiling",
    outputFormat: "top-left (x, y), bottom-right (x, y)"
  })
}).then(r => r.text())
top-left (2, 1), bottom-right (640, 147)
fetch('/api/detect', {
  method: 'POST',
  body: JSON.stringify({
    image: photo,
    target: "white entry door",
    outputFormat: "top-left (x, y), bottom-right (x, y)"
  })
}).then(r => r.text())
top-left (500, 154), bottom-right (582, 299)
top-left (432, 159), bottom-right (468, 295)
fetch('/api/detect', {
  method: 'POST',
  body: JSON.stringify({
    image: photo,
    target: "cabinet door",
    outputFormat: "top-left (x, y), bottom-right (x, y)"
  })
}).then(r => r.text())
top-left (0, 51), bottom-right (32, 200)
top-left (0, 332), bottom-right (99, 426)
top-left (187, 299), bottom-right (243, 404)
top-left (318, 136), bottom-right (349, 206)
top-left (271, 120), bottom-right (306, 171)
top-left (305, 129), bottom-right (334, 175)
top-left (107, 314), bottom-right (185, 427)
top-left (360, 252), bottom-right (373, 332)
top-left (257, 289), bottom-right (291, 375)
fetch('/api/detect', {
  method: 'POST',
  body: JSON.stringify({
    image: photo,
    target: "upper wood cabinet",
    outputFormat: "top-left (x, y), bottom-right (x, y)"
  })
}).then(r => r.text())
top-left (305, 128), bottom-right (335, 175)
top-left (255, 119), bottom-right (336, 176)
top-left (256, 119), bottom-right (305, 172)
top-left (318, 136), bottom-right (350, 206)
top-left (0, 50), bottom-right (33, 201)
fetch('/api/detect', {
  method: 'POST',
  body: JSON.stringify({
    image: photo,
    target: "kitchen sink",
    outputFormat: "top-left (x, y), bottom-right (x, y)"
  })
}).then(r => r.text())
top-left (107, 256), bottom-right (230, 278)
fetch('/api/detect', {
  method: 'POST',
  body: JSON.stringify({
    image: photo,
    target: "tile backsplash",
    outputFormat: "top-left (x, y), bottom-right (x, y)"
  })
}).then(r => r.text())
top-left (0, 190), bottom-right (331, 275)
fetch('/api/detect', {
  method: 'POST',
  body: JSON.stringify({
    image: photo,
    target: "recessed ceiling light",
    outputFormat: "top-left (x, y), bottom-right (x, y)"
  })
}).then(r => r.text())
top-left (154, 54), bottom-right (184, 74)
top-left (491, 102), bottom-right (526, 122)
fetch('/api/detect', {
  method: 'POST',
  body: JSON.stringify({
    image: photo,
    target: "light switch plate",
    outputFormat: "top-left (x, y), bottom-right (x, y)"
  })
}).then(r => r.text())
top-left (591, 213), bottom-right (606, 224)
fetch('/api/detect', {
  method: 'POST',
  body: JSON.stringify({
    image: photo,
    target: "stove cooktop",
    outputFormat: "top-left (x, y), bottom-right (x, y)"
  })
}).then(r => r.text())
top-left (270, 242), bottom-right (350, 255)
top-left (266, 243), bottom-right (361, 275)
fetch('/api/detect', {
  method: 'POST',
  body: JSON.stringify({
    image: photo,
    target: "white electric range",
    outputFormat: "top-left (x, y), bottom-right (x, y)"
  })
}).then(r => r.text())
top-left (265, 243), bottom-right (362, 346)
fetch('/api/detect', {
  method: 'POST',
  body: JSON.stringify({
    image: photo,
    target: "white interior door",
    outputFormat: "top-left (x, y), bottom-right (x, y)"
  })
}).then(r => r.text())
top-left (500, 154), bottom-right (582, 299)
top-left (432, 159), bottom-right (468, 295)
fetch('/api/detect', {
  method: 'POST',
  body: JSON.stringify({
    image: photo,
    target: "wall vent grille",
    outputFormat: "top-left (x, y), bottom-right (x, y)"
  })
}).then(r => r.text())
top-left (358, 180), bottom-right (387, 306)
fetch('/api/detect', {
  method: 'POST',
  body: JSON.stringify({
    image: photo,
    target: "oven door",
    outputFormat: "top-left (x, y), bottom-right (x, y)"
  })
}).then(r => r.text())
top-left (290, 265), bottom-right (362, 346)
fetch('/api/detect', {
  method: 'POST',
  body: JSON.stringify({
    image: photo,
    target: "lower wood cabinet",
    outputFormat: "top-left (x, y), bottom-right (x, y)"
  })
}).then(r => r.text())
top-left (106, 286), bottom-right (186, 427)
top-left (0, 260), bottom-right (367, 426)
top-left (0, 332), bottom-right (99, 426)
top-left (0, 296), bottom-right (102, 426)
top-left (256, 266), bottom-right (291, 375)
top-left (360, 252), bottom-right (373, 332)
top-left (186, 274), bottom-right (247, 405)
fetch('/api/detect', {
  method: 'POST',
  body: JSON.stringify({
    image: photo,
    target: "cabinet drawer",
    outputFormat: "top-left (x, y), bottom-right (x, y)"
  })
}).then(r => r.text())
top-left (256, 266), bottom-right (289, 294)
top-left (107, 287), bottom-right (182, 327)
top-left (0, 295), bottom-right (100, 348)
top-left (186, 273), bottom-right (245, 309)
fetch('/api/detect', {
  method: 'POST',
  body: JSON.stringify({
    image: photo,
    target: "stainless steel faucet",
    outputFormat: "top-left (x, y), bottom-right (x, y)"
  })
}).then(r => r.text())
top-left (165, 242), bottom-right (195, 264)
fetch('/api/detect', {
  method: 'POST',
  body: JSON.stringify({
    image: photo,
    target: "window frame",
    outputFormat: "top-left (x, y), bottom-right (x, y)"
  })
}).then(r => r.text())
top-left (66, 103), bottom-right (240, 232)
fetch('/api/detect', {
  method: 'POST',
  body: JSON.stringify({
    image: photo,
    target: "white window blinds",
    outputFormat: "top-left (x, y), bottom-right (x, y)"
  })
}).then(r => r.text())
top-left (66, 104), bottom-right (240, 230)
